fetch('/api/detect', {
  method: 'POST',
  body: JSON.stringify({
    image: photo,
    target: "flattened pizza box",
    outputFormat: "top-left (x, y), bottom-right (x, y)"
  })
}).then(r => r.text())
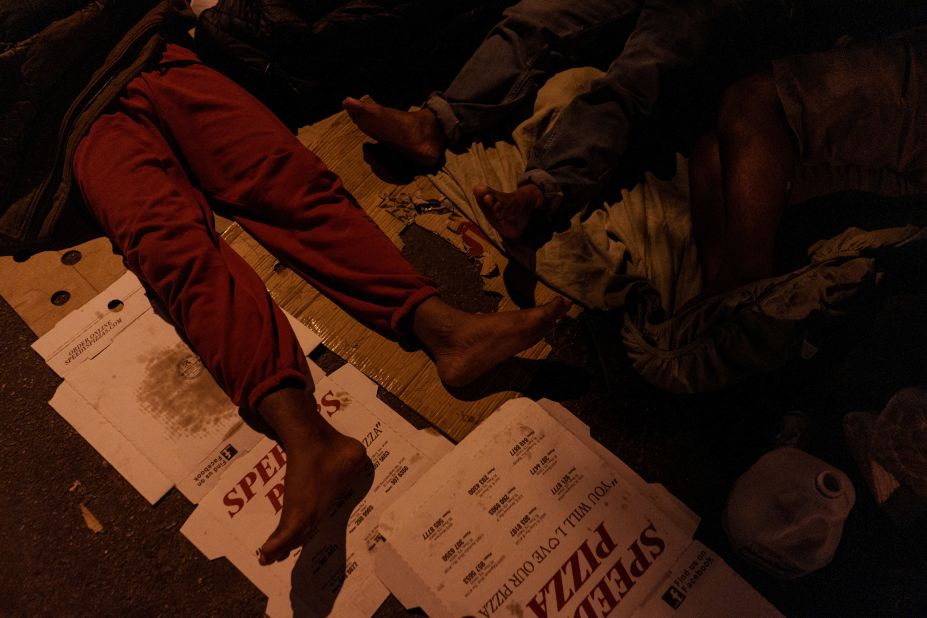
top-left (373, 398), bottom-right (780, 618)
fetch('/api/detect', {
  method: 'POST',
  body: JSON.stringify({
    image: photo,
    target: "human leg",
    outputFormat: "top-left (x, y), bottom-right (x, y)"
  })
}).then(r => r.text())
top-left (340, 101), bottom-right (446, 166)
top-left (694, 72), bottom-right (795, 293)
top-left (408, 294), bottom-right (567, 387)
top-left (472, 183), bottom-right (545, 241)
top-left (140, 45), bottom-right (568, 388)
top-left (521, 0), bottom-right (745, 220)
top-left (139, 46), bottom-right (438, 335)
top-left (344, 0), bottom-right (641, 163)
top-left (73, 77), bottom-right (367, 566)
top-left (688, 132), bottom-right (725, 289)
top-left (256, 388), bottom-right (365, 564)
top-left (73, 90), bottom-right (310, 411)
top-left (470, 0), bottom-right (748, 241)
top-left (694, 28), bottom-right (927, 294)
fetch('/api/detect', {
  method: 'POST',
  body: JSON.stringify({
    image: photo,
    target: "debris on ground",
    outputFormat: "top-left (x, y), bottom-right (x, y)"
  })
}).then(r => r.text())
top-left (379, 193), bottom-right (499, 277)
top-left (80, 503), bottom-right (104, 534)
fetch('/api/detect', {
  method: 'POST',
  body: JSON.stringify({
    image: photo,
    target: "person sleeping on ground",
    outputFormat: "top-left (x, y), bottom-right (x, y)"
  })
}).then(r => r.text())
top-left (1, 0), bottom-right (568, 567)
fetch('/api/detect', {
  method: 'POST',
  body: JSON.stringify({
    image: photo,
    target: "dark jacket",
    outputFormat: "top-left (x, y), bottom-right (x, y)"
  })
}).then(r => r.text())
top-left (0, 0), bottom-right (195, 253)
top-left (195, 0), bottom-right (511, 129)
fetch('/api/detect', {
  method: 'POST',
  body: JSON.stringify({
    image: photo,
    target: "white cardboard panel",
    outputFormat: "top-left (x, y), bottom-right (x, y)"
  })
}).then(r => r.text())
top-left (50, 383), bottom-right (173, 504)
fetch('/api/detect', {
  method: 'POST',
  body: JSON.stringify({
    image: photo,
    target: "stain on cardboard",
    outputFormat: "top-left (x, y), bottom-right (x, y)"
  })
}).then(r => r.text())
top-left (136, 342), bottom-right (232, 438)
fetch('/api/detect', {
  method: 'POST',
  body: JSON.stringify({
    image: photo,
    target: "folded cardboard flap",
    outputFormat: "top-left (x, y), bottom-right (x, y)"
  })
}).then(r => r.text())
top-left (184, 515), bottom-right (296, 618)
top-left (635, 541), bottom-right (782, 617)
top-left (32, 272), bottom-right (152, 377)
top-left (180, 504), bottom-right (229, 561)
top-left (50, 383), bottom-right (173, 504)
top-left (56, 308), bottom-right (248, 498)
top-left (372, 532), bottom-right (452, 616)
top-left (328, 363), bottom-right (454, 462)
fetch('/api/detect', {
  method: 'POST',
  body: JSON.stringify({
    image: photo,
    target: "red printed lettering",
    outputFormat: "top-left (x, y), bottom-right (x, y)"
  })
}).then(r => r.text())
top-left (639, 522), bottom-right (666, 560)
top-left (237, 471), bottom-right (259, 501)
top-left (223, 489), bottom-right (245, 518)
top-left (269, 444), bottom-right (287, 469)
top-left (255, 454), bottom-right (279, 485)
top-left (266, 482), bottom-right (285, 515)
top-left (319, 390), bottom-right (342, 417)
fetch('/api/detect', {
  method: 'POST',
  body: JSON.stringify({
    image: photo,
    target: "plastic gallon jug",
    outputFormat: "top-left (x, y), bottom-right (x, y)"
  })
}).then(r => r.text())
top-left (722, 447), bottom-right (856, 579)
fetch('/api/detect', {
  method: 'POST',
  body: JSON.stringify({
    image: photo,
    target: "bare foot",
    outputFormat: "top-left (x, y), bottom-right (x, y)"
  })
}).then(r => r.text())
top-left (343, 97), bottom-right (445, 167)
top-left (257, 389), bottom-right (368, 565)
top-left (473, 184), bottom-right (544, 240)
top-left (411, 296), bottom-right (569, 388)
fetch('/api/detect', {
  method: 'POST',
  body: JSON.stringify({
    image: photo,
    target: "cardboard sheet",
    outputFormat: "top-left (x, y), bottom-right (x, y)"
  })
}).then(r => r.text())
top-left (374, 398), bottom-right (776, 618)
top-left (60, 308), bottom-right (256, 501)
top-left (0, 236), bottom-right (126, 337)
top-left (49, 382), bottom-right (173, 504)
top-left (636, 541), bottom-right (781, 617)
top-left (32, 272), bottom-right (153, 378)
top-left (374, 399), bottom-right (693, 617)
top-left (33, 272), bottom-right (324, 503)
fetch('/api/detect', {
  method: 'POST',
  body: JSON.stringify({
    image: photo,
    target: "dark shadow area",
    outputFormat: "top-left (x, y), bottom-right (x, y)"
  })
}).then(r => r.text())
top-left (522, 316), bottom-right (594, 401)
top-left (361, 143), bottom-right (444, 186)
top-left (290, 457), bottom-right (375, 617)
top-left (361, 130), bottom-right (518, 186)
top-left (500, 259), bottom-right (540, 309)
top-left (522, 359), bottom-right (593, 402)
top-left (442, 356), bottom-right (548, 402)
top-left (776, 191), bottom-right (927, 274)
top-left (1, 206), bottom-right (105, 257)
top-left (194, 0), bottom-right (514, 129)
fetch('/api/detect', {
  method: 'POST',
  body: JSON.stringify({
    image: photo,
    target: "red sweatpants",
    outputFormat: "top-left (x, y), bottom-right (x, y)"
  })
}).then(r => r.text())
top-left (73, 44), bottom-right (437, 410)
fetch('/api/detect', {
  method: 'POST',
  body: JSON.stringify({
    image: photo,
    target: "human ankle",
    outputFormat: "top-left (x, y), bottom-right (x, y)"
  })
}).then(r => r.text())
top-left (523, 183), bottom-right (545, 210)
top-left (257, 387), bottom-right (329, 447)
top-left (415, 108), bottom-right (445, 144)
top-left (408, 297), bottom-right (459, 351)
